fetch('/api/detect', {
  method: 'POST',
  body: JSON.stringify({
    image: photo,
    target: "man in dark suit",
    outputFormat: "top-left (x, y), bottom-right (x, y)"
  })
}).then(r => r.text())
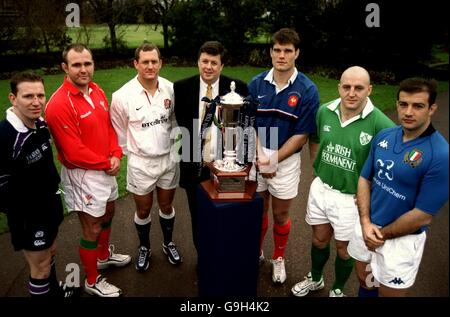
top-left (174, 41), bottom-right (248, 250)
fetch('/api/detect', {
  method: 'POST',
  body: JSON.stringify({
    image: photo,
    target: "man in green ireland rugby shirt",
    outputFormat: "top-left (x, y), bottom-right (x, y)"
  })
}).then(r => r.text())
top-left (291, 66), bottom-right (394, 297)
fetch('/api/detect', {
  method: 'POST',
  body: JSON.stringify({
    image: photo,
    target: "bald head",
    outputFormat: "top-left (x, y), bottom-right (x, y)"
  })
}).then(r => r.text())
top-left (340, 66), bottom-right (371, 85)
top-left (338, 66), bottom-right (373, 115)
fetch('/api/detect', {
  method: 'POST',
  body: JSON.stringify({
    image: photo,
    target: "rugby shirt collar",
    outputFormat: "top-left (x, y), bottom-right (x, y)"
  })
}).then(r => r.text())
top-left (6, 107), bottom-right (45, 133)
top-left (327, 97), bottom-right (375, 119)
top-left (264, 67), bottom-right (298, 87)
top-left (63, 76), bottom-right (94, 96)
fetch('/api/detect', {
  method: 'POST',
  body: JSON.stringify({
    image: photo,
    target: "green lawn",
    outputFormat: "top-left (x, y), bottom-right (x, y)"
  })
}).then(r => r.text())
top-left (249, 32), bottom-right (271, 44)
top-left (66, 24), bottom-right (165, 49)
top-left (431, 46), bottom-right (449, 64)
top-left (2, 65), bottom-right (425, 117)
top-left (0, 66), bottom-right (448, 233)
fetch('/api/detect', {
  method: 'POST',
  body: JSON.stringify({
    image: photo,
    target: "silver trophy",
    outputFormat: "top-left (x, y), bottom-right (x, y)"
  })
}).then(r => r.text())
top-left (202, 81), bottom-right (256, 201)
top-left (214, 81), bottom-right (246, 173)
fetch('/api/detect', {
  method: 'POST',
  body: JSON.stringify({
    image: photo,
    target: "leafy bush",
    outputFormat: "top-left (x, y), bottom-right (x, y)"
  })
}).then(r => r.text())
top-left (248, 48), bottom-right (271, 67)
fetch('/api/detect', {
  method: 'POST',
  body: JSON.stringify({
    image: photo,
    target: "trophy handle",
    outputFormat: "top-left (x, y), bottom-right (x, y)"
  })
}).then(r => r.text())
top-left (214, 105), bottom-right (223, 128)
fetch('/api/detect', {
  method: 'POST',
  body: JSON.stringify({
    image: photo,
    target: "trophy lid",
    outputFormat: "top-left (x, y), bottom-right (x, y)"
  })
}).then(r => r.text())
top-left (220, 81), bottom-right (244, 105)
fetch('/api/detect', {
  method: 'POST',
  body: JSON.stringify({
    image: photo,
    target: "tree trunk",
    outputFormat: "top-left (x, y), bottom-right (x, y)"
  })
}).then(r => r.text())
top-left (108, 23), bottom-right (117, 52)
top-left (163, 22), bottom-right (169, 51)
top-left (105, 0), bottom-right (117, 52)
top-left (41, 29), bottom-right (50, 54)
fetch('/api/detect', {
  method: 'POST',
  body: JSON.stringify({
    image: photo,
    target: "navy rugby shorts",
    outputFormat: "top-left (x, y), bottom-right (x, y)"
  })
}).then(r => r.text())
top-left (7, 193), bottom-right (64, 251)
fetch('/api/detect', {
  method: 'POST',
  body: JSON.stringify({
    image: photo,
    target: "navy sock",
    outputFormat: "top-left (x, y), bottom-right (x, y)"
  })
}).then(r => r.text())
top-left (160, 215), bottom-right (175, 246)
top-left (135, 222), bottom-right (151, 249)
top-left (358, 286), bottom-right (379, 297)
top-left (29, 276), bottom-right (50, 296)
top-left (49, 256), bottom-right (63, 296)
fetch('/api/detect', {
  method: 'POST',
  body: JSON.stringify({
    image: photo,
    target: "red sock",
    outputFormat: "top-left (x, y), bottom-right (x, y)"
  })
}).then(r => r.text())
top-left (273, 218), bottom-right (292, 259)
top-left (79, 239), bottom-right (99, 285)
top-left (260, 214), bottom-right (269, 255)
top-left (97, 226), bottom-right (112, 262)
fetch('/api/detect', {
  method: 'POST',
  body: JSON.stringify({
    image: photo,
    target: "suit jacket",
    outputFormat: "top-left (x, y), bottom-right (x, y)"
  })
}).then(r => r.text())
top-left (174, 74), bottom-right (248, 188)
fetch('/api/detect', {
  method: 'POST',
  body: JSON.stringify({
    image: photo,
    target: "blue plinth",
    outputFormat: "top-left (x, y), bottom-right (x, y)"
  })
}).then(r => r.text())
top-left (196, 184), bottom-right (263, 296)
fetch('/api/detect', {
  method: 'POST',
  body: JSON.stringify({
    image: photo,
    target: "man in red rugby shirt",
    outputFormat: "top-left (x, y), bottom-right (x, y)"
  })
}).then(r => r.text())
top-left (46, 44), bottom-right (131, 297)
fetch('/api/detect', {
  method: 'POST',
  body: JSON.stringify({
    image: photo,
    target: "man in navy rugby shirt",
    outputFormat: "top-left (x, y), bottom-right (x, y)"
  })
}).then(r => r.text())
top-left (248, 28), bottom-right (319, 284)
top-left (0, 72), bottom-right (77, 297)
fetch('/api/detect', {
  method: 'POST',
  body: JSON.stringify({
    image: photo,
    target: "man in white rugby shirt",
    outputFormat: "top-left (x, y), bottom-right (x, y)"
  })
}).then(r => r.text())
top-left (110, 42), bottom-right (182, 272)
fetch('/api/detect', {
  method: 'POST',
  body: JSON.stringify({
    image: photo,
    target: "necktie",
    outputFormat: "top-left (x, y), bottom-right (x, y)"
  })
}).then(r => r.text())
top-left (201, 84), bottom-right (213, 120)
top-left (202, 84), bottom-right (213, 162)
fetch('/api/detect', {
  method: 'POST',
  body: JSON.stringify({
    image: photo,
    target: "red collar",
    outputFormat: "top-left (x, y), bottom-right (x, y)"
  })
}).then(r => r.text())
top-left (63, 77), bottom-right (96, 96)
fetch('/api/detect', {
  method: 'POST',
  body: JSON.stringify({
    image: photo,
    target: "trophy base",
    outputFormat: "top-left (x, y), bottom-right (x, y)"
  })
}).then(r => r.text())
top-left (201, 164), bottom-right (256, 202)
top-left (201, 179), bottom-right (257, 202)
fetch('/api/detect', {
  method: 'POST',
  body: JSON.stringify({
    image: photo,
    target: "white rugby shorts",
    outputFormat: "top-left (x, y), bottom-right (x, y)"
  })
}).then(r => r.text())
top-left (305, 177), bottom-right (358, 241)
top-left (250, 149), bottom-right (300, 200)
top-left (61, 166), bottom-right (119, 217)
top-left (347, 222), bottom-right (426, 289)
top-left (126, 152), bottom-right (179, 195)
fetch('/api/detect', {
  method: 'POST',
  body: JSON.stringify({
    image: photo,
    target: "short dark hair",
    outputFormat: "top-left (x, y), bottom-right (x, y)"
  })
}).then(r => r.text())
top-left (198, 41), bottom-right (226, 64)
top-left (10, 72), bottom-right (44, 95)
top-left (271, 28), bottom-right (301, 50)
top-left (62, 43), bottom-right (93, 64)
top-left (397, 77), bottom-right (438, 106)
top-left (135, 42), bottom-right (161, 61)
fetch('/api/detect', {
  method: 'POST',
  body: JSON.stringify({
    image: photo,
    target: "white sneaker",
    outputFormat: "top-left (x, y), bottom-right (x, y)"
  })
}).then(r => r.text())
top-left (271, 257), bottom-right (286, 284)
top-left (97, 244), bottom-right (132, 269)
top-left (84, 275), bottom-right (122, 297)
top-left (291, 272), bottom-right (325, 297)
top-left (329, 289), bottom-right (345, 297)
